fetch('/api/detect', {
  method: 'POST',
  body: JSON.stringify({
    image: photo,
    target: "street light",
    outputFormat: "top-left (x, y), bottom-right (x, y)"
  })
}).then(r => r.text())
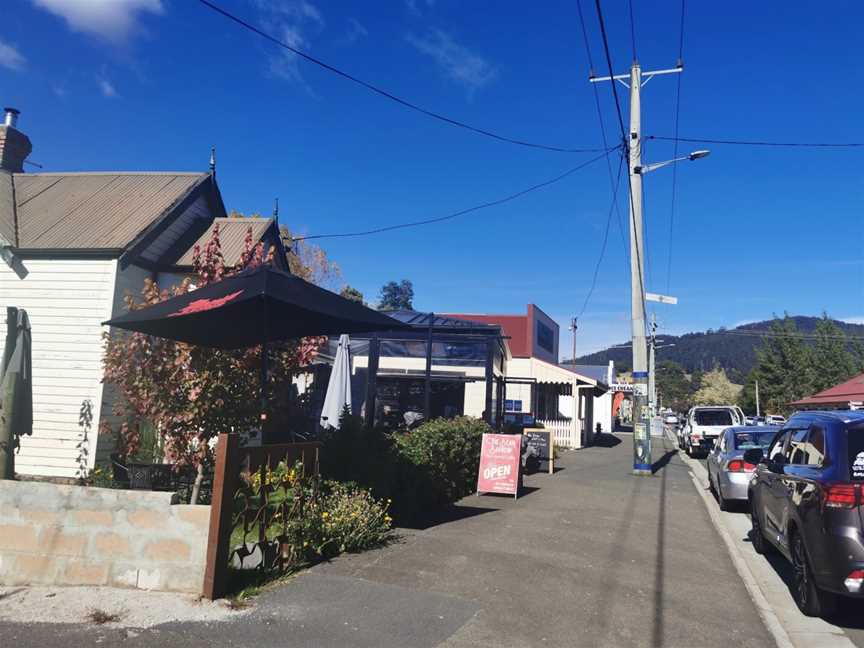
top-left (633, 149), bottom-right (711, 174)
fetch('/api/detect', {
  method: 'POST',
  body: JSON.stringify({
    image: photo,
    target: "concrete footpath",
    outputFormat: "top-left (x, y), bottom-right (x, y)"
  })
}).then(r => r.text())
top-left (0, 433), bottom-right (775, 647)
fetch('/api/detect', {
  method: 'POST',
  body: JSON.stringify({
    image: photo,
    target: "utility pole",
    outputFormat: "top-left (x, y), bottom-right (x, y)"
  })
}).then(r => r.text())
top-left (569, 317), bottom-right (578, 364)
top-left (648, 312), bottom-right (657, 416)
top-left (755, 379), bottom-right (761, 418)
top-left (592, 61), bottom-right (683, 476)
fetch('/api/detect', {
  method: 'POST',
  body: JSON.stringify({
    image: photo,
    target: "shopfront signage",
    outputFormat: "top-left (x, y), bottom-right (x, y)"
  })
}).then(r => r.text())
top-left (476, 433), bottom-right (521, 498)
top-left (522, 429), bottom-right (553, 474)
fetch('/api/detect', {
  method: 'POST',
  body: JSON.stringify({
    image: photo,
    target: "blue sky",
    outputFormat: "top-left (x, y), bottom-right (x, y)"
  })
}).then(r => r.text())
top-left (2, 0), bottom-right (862, 356)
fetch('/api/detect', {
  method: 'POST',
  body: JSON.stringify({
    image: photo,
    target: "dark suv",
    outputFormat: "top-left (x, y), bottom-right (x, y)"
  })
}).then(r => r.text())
top-left (746, 410), bottom-right (864, 617)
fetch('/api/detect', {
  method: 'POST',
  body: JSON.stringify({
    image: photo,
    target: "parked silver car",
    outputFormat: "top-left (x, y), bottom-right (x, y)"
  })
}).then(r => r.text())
top-left (706, 426), bottom-right (779, 510)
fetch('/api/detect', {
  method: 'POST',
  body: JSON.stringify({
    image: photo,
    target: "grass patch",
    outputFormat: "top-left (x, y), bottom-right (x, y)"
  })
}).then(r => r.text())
top-left (86, 608), bottom-right (124, 625)
top-left (222, 563), bottom-right (307, 606)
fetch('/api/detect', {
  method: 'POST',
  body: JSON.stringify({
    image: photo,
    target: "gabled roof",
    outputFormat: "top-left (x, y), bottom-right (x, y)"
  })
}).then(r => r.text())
top-left (2, 171), bottom-right (225, 263)
top-left (0, 171), bottom-right (13, 244)
top-left (167, 216), bottom-right (288, 270)
top-left (791, 373), bottom-right (864, 407)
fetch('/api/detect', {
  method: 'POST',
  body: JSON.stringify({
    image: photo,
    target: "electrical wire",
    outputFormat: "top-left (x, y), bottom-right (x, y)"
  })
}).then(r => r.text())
top-left (647, 135), bottom-right (864, 148)
top-left (197, 0), bottom-right (602, 154)
top-left (665, 0), bottom-right (686, 295)
top-left (593, 0), bottom-right (649, 329)
top-left (709, 329), bottom-right (864, 342)
top-left (292, 147), bottom-right (618, 241)
top-left (627, 0), bottom-right (638, 62)
top-left (576, 0), bottom-right (630, 284)
top-left (578, 150), bottom-right (626, 317)
top-left (641, 137), bottom-right (652, 291)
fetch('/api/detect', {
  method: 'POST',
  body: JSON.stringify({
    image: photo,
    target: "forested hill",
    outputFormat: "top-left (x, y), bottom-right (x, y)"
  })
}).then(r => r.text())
top-left (572, 316), bottom-right (864, 381)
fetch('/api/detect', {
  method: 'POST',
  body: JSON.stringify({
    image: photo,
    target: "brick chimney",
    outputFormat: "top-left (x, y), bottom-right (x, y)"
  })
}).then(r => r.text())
top-left (0, 108), bottom-right (32, 173)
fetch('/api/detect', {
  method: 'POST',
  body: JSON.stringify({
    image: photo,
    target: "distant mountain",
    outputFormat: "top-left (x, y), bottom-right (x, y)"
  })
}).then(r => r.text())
top-left (570, 316), bottom-right (864, 382)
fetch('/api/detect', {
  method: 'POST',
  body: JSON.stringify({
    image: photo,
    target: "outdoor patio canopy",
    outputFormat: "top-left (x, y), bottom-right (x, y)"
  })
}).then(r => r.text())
top-left (344, 311), bottom-right (509, 429)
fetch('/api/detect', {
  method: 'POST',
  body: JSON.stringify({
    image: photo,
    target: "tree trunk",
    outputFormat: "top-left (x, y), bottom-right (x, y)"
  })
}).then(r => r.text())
top-left (190, 462), bottom-right (204, 505)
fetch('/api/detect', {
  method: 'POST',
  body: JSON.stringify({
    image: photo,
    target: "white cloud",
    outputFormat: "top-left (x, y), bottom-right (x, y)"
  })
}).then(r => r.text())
top-left (406, 29), bottom-right (497, 95)
top-left (98, 76), bottom-right (117, 97)
top-left (344, 18), bottom-right (368, 45)
top-left (0, 39), bottom-right (26, 70)
top-left (32, 0), bottom-right (163, 45)
top-left (841, 317), bottom-right (864, 325)
top-left (253, 0), bottom-right (324, 85)
top-left (406, 0), bottom-right (435, 16)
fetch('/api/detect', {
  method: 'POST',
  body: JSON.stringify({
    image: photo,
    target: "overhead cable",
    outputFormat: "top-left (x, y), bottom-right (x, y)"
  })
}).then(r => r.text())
top-left (593, 0), bottom-right (648, 324)
top-left (665, 0), bottom-right (686, 295)
top-left (293, 148), bottom-right (618, 241)
top-left (578, 151), bottom-right (626, 317)
top-left (576, 0), bottom-right (630, 283)
top-left (197, 0), bottom-right (602, 154)
top-left (648, 135), bottom-right (864, 148)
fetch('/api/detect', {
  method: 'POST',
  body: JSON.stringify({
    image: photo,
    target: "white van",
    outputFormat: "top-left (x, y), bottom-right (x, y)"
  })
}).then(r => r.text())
top-left (680, 406), bottom-right (738, 457)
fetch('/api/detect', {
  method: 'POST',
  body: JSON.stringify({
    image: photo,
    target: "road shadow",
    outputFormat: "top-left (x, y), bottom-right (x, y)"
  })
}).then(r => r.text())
top-left (401, 504), bottom-right (497, 531)
top-left (592, 433), bottom-right (622, 448)
top-left (651, 450), bottom-right (677, 474)
top-left (651, 456), bottom-right (669, 647)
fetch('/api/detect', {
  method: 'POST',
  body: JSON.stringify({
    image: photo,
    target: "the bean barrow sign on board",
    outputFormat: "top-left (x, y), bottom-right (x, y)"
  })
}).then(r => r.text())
top-left (476, 433), bottom-right (521, 498)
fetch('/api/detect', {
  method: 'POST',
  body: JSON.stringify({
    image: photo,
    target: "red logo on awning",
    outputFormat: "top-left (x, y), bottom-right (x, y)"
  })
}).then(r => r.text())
top-left (169, 290), bottom-right (244, 317)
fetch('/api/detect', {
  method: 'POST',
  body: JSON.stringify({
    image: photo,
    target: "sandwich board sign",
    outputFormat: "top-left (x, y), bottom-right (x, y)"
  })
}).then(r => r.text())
top-left (476, 433), bottom-right (521, 498)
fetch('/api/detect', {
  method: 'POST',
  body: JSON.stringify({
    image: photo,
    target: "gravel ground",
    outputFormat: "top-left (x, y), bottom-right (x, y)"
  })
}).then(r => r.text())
top-left (0, 585), bottom-right (250, 628)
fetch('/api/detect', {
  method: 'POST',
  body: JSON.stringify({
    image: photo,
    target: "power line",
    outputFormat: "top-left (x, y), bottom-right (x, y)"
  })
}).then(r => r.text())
top-left (576, 0), bottom-right (630, 283)
top-left (292, 148), bottom-right (618, 241)
top-left (627, 0), bottom-right (638, 62)
top-left (593, 0), bottom-right (648, 326)
top-left (197, 0), bottom-right (602, 155)
top-left (579, 151), bottom-right (626, 317)
top-left (641, 138), bottom-right (652, 291)
top-left (648, 135), bottom-right (864, 148)
top-left (665, 0), bottom-right (686, 295)
top-left (710, 329), bottom-right (864, 342)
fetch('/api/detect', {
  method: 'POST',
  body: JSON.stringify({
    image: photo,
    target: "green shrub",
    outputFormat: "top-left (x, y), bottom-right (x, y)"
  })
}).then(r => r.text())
top-left (395, 416), bottom-right (488, 509)
top-left (320, 414), bottom-right (489, 526)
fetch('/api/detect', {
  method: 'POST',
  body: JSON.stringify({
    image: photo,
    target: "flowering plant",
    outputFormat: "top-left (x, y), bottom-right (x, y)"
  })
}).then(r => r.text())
top-left (101, 224), bottom-right (324, 488)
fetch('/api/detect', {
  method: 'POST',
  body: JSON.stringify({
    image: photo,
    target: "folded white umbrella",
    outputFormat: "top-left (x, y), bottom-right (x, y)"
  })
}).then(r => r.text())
top-left (320, 334), bottom-right (352, 429)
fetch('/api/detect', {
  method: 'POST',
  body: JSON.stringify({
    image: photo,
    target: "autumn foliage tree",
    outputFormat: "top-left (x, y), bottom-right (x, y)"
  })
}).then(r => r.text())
top-left (102, 224), bottom-right (323, 500)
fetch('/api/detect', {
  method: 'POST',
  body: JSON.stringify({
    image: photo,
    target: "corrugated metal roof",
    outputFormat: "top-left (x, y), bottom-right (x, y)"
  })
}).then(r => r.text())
top-left (0, 171), bottom-right (14, 244)
top-left (12, 172), bottom-right (206, 249)
top-left (173, 217), bottom-right (276, 267)
top-left (792, 373), bottom-right (864, 405)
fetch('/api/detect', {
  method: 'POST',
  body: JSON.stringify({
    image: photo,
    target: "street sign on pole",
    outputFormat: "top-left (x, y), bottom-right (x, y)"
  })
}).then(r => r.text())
top-left (646, 293), bottom-right (678, 305)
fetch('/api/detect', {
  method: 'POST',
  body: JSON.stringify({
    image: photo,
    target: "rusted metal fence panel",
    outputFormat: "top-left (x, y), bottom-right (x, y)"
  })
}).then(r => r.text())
top-left (202, 434), bottom-right (320, 600)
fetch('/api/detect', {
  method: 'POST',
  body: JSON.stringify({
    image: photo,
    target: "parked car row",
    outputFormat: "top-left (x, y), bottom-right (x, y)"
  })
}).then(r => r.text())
top-left (690, 410), bottom-right (864, 619)
top-left (744, 414), bottom-right (787, 426)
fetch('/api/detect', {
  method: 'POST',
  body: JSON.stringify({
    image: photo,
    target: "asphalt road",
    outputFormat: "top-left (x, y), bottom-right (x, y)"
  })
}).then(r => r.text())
top-left (678, 432), bottom-right (864, 648)
top-left (0, 433), bottom-right (775, 647)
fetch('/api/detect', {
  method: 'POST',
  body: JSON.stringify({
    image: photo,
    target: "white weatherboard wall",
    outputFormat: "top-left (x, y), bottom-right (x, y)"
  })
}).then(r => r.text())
top-left (0, 259), bottom-right (118, 478)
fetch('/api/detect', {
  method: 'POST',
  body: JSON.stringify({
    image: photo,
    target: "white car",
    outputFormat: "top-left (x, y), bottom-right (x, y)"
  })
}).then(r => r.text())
top-left (765, 414), bottom-right (786, 426)
top-left (680, 406), bottom-right (738, 457)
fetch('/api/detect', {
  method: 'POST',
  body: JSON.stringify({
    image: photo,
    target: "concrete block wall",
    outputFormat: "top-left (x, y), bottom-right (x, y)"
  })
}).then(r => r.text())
top-left (0, 480), bottom-right (210, 593)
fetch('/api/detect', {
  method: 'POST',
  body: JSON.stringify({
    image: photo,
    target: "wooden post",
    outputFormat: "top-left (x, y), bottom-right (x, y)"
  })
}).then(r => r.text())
top-left (202, 433), bottom-right (239, 600)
